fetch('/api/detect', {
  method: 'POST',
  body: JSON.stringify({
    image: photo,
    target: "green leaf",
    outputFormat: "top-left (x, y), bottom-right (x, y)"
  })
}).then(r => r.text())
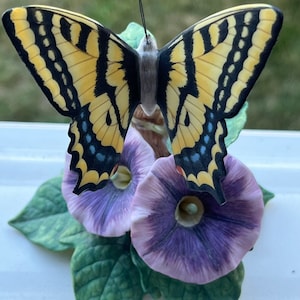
top-left (9, 176), bottom-right (77, 251)
top-left (225, 102), bottom-right (248, 147)
top-left (59, 218), bottom-right (95, 248)
top-left (118, 22), bottom-right (154, 49)
top-left (131, 246), bottom-right (244, 300)
top-left (71, 233), bottom-right (144, 300)
top-left (260, 185), bottom-right (275, 206)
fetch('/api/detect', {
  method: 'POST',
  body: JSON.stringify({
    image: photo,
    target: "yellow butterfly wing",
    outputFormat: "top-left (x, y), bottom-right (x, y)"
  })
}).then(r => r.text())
top-left (2, 6), bottom-right (140, 193)
top-left (158, 4), bottom-right (283, 203)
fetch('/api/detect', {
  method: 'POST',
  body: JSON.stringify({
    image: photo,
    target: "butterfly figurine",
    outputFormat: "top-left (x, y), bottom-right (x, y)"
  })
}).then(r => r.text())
top-left (2, 3), bottom-right (282, 204)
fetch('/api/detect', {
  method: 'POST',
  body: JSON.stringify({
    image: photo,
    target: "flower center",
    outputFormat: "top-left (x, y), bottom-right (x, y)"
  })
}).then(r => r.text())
top-left (175, 196), bottom-right (204, 227)
top-left (111, 165), bottom-right (132, 190)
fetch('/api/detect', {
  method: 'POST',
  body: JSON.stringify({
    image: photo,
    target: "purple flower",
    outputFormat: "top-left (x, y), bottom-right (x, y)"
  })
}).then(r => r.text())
top-left (130, 154), bottom-right (264, 284)
top-left (62, 126), bottom-right (155, 237)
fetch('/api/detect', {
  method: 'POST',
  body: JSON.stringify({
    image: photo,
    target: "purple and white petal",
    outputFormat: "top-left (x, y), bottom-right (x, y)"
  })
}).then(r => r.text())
top-left (131, 154), bottom-right (263, 284)
top-left (62, 126), bottom-right (155, 237)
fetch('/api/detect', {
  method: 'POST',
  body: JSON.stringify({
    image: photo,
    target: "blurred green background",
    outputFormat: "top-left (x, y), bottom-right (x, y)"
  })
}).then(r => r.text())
top-left (0, 0), bottom-right (299, 129)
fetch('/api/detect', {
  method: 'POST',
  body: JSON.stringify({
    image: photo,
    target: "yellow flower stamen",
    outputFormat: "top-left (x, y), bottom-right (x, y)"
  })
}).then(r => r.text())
top-left (175, 196), bottom-right (204, 227)
top-left (111, 165), bottom-right (132, 190)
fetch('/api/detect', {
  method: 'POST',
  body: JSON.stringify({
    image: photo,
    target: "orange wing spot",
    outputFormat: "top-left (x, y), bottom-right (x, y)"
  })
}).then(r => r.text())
top-left (176, 165), bottom-right (186, 178)
top-left (111, 164), bottom-right (119, 176)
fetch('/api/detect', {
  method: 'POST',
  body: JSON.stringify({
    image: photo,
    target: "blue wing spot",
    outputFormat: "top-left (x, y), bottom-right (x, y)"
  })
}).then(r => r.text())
top-left (96, 152), bottom-right (106, 162)
top-left (89, 145), bottom-right (96, 155)
top-left (191, 152), bottom-right (200, 163)
top-left (200, 145), bottom-right (206, 155)
top-left (204, 134), bottom-right (210, 144)
top-left (207, 122), bottom-right (213, 133)
top-left (183, 156), bottom-right (190, 163)
top-left (85, 133), bottom-right (92, 144)
top-left (81, 120), bottom-right (88, 133)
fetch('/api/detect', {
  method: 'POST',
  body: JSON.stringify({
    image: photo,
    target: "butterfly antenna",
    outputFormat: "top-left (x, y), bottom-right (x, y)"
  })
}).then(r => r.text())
top-left (139, 0), bottom-right (150, 44)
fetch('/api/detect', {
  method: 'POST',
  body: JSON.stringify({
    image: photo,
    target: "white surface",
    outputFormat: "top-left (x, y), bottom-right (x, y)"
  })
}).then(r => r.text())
top-left (0, 122), bottom-right (300, 299)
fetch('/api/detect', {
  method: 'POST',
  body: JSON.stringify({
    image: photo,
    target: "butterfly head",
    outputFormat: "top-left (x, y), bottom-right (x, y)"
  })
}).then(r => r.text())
top-left (137, 33), bottom-right (157, 53)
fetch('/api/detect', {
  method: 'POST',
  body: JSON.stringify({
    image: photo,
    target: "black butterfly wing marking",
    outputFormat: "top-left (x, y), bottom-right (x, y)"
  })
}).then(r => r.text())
top-left (157, 4), bottom-right (283, 203)
top-left (2, 6), bottom-right (140, 193)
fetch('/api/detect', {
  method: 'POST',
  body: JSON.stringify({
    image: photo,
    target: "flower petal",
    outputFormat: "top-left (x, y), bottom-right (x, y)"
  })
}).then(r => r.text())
top-left (62, 126), bottom-right (155, 237)
top-left (131, 155), bottom-right (263, 284)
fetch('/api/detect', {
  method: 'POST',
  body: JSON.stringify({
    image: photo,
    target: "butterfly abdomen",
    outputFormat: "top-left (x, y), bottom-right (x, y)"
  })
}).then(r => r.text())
top-left (137, 35), bottom-right (159, 116)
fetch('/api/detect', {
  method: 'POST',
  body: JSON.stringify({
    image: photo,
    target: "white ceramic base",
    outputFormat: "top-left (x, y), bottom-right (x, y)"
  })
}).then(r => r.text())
top-left (1, 122), bottom-right (300, 299)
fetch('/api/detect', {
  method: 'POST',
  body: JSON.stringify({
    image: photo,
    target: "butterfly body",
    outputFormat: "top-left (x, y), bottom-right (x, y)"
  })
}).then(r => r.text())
top-left (137, 35), bottom-right (159, 116)
top-left (2, 4), bottom-right (283, 203)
